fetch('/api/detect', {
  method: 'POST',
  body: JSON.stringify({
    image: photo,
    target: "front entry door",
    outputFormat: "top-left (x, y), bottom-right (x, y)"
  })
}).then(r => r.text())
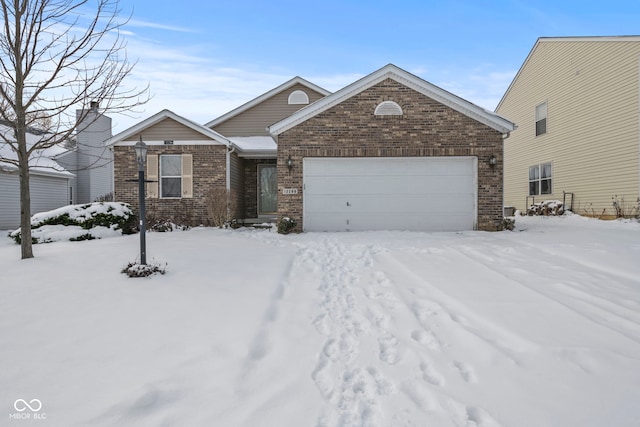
top-left (258, 164), bottom-right (277, 215)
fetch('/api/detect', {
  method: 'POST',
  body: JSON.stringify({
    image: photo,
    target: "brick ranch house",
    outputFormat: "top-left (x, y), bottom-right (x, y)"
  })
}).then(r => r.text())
top-left (107, 64), bottom-right (515, 232)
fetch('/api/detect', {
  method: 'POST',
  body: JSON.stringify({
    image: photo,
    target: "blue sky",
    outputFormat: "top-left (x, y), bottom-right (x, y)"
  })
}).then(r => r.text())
top-left (110, 0), bottom-right (640, 133)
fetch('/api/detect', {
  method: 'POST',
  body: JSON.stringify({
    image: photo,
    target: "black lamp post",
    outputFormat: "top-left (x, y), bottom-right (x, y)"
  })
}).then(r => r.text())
top-left (133, 136), bottom-right (148, 265)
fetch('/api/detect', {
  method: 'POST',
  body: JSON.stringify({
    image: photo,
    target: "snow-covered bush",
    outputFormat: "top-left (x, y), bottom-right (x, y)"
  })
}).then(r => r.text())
top-left (9, 202), bottom-right (136, 244)
top-left (277, 217), bottom-right (296, 234)
top-left (497, 217), bottom-right (516, 231)
top-left (527, 200), bottom-right (564, 216)
top-left (121, 260), bottom-right (167, 278)
top-left (148, 218), bottom-right (190, 232)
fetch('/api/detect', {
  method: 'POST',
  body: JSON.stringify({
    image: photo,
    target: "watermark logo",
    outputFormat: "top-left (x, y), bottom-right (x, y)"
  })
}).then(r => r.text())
top-left (9, 399), bottom-right (46, 421)
top-left (14, 399), bottom-right (42, 412)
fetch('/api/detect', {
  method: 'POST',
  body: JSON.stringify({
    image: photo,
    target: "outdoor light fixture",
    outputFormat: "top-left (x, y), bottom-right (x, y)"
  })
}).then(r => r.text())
top-left (287, 155), bottom-right (293, 170)
top-left (489, 155), bottom-right (497, 167)
top-left (134, 136), bottom-right (148, 265)
top-left (134, 137), bottom-right (147, 167)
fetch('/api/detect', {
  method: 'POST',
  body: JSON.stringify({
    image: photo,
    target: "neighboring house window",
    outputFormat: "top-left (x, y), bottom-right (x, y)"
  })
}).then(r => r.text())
top-left (374, 101), bottom-right (403, 116)
top-left (535, 102), bottom-right (547, 136)
top-left (288, 90), bottom-right (309, 105)
top-left (529, 162), bottom-right (552, 195)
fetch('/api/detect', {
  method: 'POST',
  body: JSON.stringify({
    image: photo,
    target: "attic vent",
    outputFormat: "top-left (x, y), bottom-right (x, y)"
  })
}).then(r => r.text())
top-left (374, 101), bottom-right (403, 116)
top-left (288, 90), bottom-right (309, 105)
top-left (164, 140), bottom-right (174, 145)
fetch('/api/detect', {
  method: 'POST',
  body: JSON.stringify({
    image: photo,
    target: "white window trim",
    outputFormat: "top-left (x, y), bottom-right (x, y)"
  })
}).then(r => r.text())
top-left (374, 100), bottom-right (403, 116)
top-left (535, 101), bottom-right (547, 136)
top-left (160, 154), bottom-right (183, 199)
top-left (529, 162), bottom-right (552, 196)
top-left (288, 90), bottom-right (309, 105)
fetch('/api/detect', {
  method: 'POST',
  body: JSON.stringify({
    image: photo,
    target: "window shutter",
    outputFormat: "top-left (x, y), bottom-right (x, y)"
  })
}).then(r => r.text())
top-left (146, 154), bottom-right (158, 198)
top-left (182, 154), bottom-right (193, 198)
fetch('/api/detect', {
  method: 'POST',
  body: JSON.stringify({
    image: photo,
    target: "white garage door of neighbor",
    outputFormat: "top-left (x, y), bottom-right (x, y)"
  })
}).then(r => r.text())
top-left (303, 157), bottom-right (477, 232)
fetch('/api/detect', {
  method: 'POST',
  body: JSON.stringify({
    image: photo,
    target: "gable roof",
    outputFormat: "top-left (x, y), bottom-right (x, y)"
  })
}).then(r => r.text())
top-left (204, 77), bottom-right (331, 128)
top-left (496, 36), bottom-right (640, 111)
top-left (269, 64), bottom-right (515, 136)
top-left (106, 109), bottom-right (229, 146)
top-left (0, 124), bottom-right (73, 178)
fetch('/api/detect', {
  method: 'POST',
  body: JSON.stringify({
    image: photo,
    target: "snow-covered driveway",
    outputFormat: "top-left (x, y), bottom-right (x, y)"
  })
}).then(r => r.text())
top-left (1, 215), bottom-right (639, 426)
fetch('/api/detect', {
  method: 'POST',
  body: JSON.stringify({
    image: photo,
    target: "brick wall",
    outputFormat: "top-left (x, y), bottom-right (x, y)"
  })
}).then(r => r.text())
top-left (113, 144), bottom-right (227, 226)
top-left (276, 78), bottom-right (504, 231)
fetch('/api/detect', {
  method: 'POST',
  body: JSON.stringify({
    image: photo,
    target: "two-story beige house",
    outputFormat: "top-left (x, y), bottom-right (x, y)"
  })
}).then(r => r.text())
top-left (496, 36), bottom-right (640, 217)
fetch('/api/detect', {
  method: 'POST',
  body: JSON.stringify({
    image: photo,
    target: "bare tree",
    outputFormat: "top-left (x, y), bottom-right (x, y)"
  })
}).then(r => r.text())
top-left (0, 0), bottom-right (148, 259)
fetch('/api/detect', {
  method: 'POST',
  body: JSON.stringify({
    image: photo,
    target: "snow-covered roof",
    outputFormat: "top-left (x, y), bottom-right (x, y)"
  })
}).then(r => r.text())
top-left (269, 64), bottom-right (516, 136)
top-left (227, 136), bottom-right (277, 151)
top-left (228, 136), bottom-right (277, 158)
top-left (0, 124), bottom-right (73, 178)
top-left (204, 77), bottom-right (331, 128)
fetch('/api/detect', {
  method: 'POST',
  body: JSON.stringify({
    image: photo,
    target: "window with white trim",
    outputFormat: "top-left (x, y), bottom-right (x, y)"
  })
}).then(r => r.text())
top-left (288, 90), bottom-right (309, 105)
top-left (160, 155), bottom-right (182, 198)
top-left (535, 102), bottom-right (547, 136)
top-left (529, 162), bottom-right (552, 196)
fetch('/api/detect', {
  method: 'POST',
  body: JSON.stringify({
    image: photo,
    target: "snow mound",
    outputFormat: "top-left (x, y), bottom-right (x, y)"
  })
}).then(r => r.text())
top-left (9, 202), bottom-right (135, 244)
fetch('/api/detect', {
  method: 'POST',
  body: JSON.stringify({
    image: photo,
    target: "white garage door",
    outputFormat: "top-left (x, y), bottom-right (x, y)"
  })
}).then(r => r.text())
top-left (303, 157), bottom-right (477, 232)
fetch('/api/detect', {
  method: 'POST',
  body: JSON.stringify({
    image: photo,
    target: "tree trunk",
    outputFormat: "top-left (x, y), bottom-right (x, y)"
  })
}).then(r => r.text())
top-left (17, 126), bottom-right (34, 259)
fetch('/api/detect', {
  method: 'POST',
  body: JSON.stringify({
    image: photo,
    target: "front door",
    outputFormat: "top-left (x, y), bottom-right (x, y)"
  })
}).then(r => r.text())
top-left (258, 164), bottom-right (277, 216)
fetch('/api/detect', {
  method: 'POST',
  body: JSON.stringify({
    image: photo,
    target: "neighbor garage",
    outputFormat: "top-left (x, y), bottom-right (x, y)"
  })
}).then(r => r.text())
top-left (303, 157), bottom-right (477, 232)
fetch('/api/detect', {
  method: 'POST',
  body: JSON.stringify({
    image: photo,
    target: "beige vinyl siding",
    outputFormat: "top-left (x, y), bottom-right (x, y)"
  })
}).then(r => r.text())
top-left (127, 118), bottom-right (207, 141)
top-left (212, 83), bottom-right (326, 136)
top-left (498, 39), bottom-right (640, 215)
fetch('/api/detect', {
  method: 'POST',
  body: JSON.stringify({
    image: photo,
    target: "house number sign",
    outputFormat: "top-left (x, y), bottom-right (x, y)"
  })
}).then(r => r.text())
top-left (282, 188), bottom-right (298, 195)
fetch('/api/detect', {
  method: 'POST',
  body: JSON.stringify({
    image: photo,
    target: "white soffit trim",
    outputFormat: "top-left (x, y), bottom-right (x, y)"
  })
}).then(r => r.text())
top-left (204, 77), bottom-right (331, 128)
top-left (105, 109), bottom-right (229, 147)
top-left (269, 64), bottom-right (515, 135)
top-left (114, 140), bottom-right (229, 146)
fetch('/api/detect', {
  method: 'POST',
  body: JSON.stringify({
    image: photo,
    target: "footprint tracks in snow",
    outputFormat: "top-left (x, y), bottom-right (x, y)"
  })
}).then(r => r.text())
top-left (307, 239), bottom-right (400, 424)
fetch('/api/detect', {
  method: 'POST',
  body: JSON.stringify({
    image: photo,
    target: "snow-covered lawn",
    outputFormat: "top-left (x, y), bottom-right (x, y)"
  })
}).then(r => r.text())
top-left (1, 215), bottom-right (640, 426)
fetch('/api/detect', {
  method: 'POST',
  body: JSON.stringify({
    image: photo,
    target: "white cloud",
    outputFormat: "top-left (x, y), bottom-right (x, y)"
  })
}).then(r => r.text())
top-left (125, 19), bottom-right (199, 34)
top-left (436, 66), bottom-right (517, 111)
top-left (108, 29), bottom-right (519, 134)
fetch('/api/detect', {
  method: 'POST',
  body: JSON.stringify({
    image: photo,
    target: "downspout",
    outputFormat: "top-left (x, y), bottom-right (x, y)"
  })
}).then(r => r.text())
top-left (226, 142), bottom-right (236, 191)
top-left (501, 131), bottom-right (511, 218)
top-left (225, 142), bottom-right (237, 224)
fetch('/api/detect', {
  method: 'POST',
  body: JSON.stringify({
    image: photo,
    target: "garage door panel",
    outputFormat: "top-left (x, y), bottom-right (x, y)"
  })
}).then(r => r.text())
top-left (304, 157), bottom-right (471, 176)
top-left (303, 157), bottom-right (477, 232)
top-left (305, 175), bottom-right (474, 196)
top-left (305, 212), bottom-right (475, 232)
top-left (305, 194), bottom-right (474, 214)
